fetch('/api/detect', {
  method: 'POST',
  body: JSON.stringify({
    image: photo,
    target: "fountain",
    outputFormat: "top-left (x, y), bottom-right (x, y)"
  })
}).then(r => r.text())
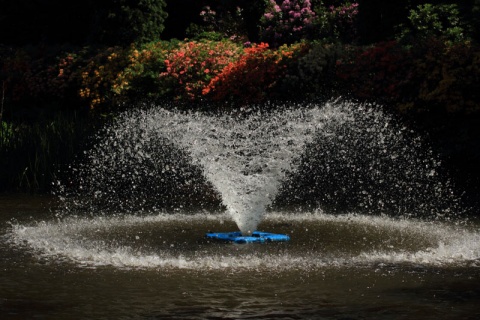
top-left (63, 102), bottom-right (331, 234)
top-left (57, 100), bottom-right (461, 234)
top-left (2, 100), bottom-right (479, 319)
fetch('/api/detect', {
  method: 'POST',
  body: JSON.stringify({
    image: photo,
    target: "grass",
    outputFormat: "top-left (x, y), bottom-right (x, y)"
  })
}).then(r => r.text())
top-left (0, 111), bottom-right (101, 193)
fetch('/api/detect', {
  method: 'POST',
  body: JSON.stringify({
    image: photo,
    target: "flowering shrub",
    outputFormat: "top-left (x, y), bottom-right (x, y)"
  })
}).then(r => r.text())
top-left (1, 49), bottom-right (33, 103)
top-left (1, 48), bottom-right (81, 106)
top-left (203, 42), bottom-right (308, 102)
top-left (189, 5), bottom-right (246, 41)
top-left (2, 38), bottom-right (479, 114)
top-left (276, 41), bottom-right (339, 99)
top-left (79, 47), bottom-right (131, 108)
top-left (112, 41), bottom-right (178, 101)
top-left (335, 39), bottom-right (480, 113)
top-left (327, 2), bottom-right (359, 42)
top-left (403, 39), bottom-right (480, 113)
top-left (335, 41), bottom-right (412, 104)
top-left (260, 0), bottom-right (316, 46)
top-left (308, 1), bottom-right (359, 43)
top-left (48, 53), bottom-right (78, 97)
top-left (160, 40), bottom-right (243, 100)
top-left (78, 42), bottom-right (179, 108)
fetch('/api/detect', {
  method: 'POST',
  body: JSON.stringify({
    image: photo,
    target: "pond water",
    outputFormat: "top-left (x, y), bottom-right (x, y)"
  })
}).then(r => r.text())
top-left (2, 195), bottom-right (479, 320)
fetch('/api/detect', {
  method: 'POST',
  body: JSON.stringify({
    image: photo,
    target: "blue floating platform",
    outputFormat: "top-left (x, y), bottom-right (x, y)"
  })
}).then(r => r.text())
top-left (205, 231), bottom-right (290, 244)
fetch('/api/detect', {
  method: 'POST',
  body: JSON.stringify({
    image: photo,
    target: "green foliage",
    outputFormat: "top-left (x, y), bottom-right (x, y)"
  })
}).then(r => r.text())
top-left (0, 121), bottom-right (14, 147)
top-left (0, 1), bottom-right (168, 46)
top-left (321, 1), bottom-right (359, 43)
top-left (397, 3), bottom-right (466, 45)
top-left (113, 41), bottom-right (180, 101)
top-left (94, 0), bottom-right (168, 45)
top-left (335, 39), bottom-right (480, 114)
top-left (404, 39), bottom-right (480, 113)
top-left (276, 41), bottom-right (339, 99)
top-left (2, 0), bottom-right (480, 47)
top-left (186, 30), bottom-right (226, 42)
top-left (78, 41), bottom-right (180, 108)
top-left (1, 41), bottom-right (179, 111)
top-left (336, 41), bottom-right (413, 104)
top-left (186, 4), bottom-right (247, 42)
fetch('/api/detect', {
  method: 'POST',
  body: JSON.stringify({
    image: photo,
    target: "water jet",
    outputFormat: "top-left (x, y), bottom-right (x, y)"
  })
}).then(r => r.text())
top-left (61, 100), bottom-right (461, 234)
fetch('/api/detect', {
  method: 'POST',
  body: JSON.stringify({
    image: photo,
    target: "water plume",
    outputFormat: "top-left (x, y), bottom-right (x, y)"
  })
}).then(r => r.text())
top-left (60, 100), bottom-right (461, 234)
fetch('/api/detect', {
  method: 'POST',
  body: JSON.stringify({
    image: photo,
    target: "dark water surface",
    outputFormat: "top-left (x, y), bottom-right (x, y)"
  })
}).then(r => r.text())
top-left (1, 195), bottom-right (480, 319)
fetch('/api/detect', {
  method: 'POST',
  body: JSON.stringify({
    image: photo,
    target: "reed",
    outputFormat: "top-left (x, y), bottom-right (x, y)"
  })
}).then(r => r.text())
top-left (0, 111), bottom-right (99, 193)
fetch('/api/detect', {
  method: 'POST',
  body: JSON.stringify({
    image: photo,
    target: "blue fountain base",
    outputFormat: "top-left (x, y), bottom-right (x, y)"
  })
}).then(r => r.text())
top-left (205, 231), bottom-right (290, 244)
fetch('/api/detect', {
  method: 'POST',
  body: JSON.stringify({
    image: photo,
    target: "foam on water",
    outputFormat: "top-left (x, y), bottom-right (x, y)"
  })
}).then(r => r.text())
top-left (7, 213), bottom-right (480, 270)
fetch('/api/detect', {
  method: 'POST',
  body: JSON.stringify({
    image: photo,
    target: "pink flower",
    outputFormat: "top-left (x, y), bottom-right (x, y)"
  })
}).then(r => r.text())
top-left (264, 12), bottom-right (274, 20)
top-left (282, 0), bottom-right (291, 10)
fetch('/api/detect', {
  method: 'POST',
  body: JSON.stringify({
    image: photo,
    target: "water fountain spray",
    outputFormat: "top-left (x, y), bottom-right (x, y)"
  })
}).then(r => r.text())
top-left (62, 100), bottom-right (460, 237)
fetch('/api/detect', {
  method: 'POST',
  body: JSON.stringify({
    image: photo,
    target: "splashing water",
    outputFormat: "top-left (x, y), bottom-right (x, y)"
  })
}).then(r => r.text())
top-left (7, 212), bottom-right (480, 270)
top-left (60, 100), bottom-right (461, 235)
